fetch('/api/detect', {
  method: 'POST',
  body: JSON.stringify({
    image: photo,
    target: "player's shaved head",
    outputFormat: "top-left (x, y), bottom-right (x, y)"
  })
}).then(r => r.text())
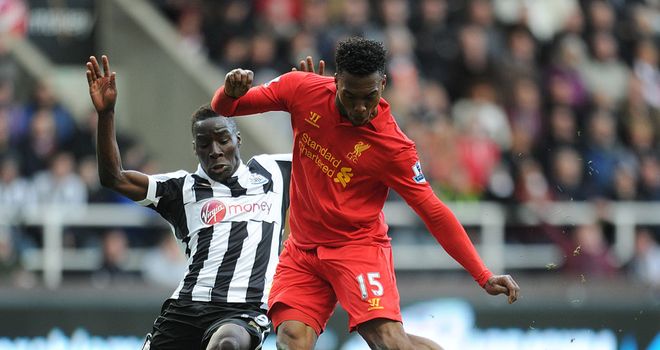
top-left (191, 104), bottom-right (238, 136)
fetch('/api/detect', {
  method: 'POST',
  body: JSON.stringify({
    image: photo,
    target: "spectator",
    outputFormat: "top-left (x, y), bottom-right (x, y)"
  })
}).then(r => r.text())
top-left (466, 0), bottom-right (506, 60)
top-left (452, 80), bottom-right (512, 150)
top-left (140, 232), bottom-right (187, 288)
top-left (580, 31), bottom-right (630, 108)
top-left (203, 0), bottom-right (254, 65)
top-left (92, 229), bottom-right (135, 287)
top-left (638, 154), bottom-right (660, 201)
top-left (494, 120), bottom-right (539, 202)
top-left (583, 109), bottom-right (637, 196)
top-left (0, 80), bottom-right (25, 146)
top-left (606, 162), bottom-right (638, 201)
top-left (619, 75), bottom-right (659, 155)
top-left (18, 108), bottom-right (60, 176)
top-left (512, 158), bottom-right (551, 204)
top-left (253, 0), bottom-right (302, 38)
top-left (0, 155), bottom-right (32, 215)
top-left (447, 23), bottom-right (500, 100)
top-left (500, 25), bottom-right (539, 83)
top-left (536, 105), bottom-right (581, 172)
top-left (548, 146), bottom-right (592, 201)
top-left (506, 77), bottom-right (543, 142)
top-left (0, 106), bottom-right (15, 160)
top-left (249, 32), bottom-right (282, 83)
top-left (0, 229), bottom-right (18, 279)
top-left (176, 3), bottom-right (206, 57)
top-left (411, 0), bottom-right (457, 85)
top-left (383, 26), bottom-right (421, 122)
top-left (543, 221), bottom-right (619, 278)
top-left (625, 110), bottom-right (657, 157)
top-left (14, 79), bottom-right (77, 146)
top-left (216, 35), bottom-right (251, 72)
top-left (632, 39), bottom-right (660, 109)
top-left (492, 0), bottom-right (580, 41)
top-left (379, 0), bottom-right (409, 28)
top-left (77, 156), bottom-right (122, 204)
top-left (544, 34), bottom-right (590, 110)
top-left (70, 109), bottom-right (135, 161)
top-left (0, 227), bottom-right (35, 289)
top-left (327, 0), bottom-right (384, 50)
top-left (300, 0), bottom-right (335, 62)
top-left (32, 152), bottom-right (87, 205)
top-left (627, 227), bottom-right (660, 288)
top-left (585, 0), bottom-right (618, 35)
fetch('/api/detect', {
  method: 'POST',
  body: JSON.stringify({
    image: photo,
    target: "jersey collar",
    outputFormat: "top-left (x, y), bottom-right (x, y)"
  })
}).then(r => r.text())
top-left (195, 160), bottom-right (246, 185)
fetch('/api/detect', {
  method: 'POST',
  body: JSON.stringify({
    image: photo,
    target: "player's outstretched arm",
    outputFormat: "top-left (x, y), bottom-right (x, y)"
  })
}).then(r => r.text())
top-left (212, 56), bottom-right (323, 116)
top-left (484, 274), bottom-right (520, 304)
top-left (86, 55), bottom-right (148, 201)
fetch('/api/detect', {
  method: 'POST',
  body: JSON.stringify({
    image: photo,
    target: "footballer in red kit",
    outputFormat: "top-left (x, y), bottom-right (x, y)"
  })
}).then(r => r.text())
top-left (212, 37), bottom-right (520, 350)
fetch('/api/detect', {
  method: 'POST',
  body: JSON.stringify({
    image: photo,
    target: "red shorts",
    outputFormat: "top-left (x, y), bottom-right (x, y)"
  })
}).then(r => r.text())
top-left (268, 240), bottom-right (402, 335)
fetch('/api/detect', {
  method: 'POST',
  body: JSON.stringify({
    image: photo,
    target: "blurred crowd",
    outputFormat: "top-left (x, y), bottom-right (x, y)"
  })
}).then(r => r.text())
top-left (0, 27), bottom-right (171, 286)
top-left (0, 0), bottom-right (658, 289)
top-left (150, 0), bottom-right (660, 284)
top-left (154, 0), bottom-right (660, 204)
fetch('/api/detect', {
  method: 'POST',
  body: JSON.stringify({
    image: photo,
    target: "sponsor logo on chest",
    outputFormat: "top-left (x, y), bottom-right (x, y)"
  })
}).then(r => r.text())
top-left (298, 132), bottom-right (373, 189)
top-left (200, 200), bottom-right (227, 225)
top-left (199, 198), bottom-right (273, 225)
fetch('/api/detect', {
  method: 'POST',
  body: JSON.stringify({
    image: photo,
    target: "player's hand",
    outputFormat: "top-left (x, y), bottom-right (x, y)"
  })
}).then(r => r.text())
top-left (484, 275), bottom-right (520, 304)
top-left (224, 68), bottom-right (254, 98)
top-left (292, 56), bottom-right (325, 76)
top-left (86, 55), bottom-right (117, 114)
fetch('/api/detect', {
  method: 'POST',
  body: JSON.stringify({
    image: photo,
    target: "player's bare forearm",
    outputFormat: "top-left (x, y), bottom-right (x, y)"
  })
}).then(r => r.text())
top-left (95, 110), bottom-right (149, 201)
top-left (96, 110), bottom-right (121, 187)
top-left (87, 55), bottom-right (148, 201)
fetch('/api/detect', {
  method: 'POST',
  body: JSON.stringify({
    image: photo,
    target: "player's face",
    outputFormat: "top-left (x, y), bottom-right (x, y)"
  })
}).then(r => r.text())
top-left (193, 117), bottom-right (241, 182)
top-left (335, 72), bottom-right (386, 126)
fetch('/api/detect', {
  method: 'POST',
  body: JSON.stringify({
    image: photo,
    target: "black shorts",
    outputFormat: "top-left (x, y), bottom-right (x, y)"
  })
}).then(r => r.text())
top-left (143, 299), bottom-right (271, 350)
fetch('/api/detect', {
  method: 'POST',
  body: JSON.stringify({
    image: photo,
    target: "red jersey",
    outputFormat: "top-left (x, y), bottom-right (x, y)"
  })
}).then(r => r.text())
top-left (212, 72), bottom-right (492, 286)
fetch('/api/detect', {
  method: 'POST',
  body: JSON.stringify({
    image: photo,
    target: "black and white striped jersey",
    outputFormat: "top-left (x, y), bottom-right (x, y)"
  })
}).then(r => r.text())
top-left (137, 154), bottom-right (291, 309)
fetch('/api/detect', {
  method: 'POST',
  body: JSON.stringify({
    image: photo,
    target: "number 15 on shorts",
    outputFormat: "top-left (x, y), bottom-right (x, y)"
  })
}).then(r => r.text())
top-left (356, 272), bottom-right (383, 300)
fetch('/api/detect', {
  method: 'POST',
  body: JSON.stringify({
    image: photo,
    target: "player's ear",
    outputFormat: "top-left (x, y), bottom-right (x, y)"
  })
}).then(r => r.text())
top-left (236, 132), bottom-right (242, 147)
top-left (334, 73), bottom-right (338, 85)
top-left (192, 140), bottom-right (196, 154)
top-left (381, 74), bottom-right (387, 90)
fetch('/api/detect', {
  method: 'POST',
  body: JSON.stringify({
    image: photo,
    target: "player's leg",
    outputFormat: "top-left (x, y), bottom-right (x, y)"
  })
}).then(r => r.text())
top-left (202, 311), bottom-right (271, 350)
top-left (204, 323), bottom-right (251, 350)
top-left (272, 317), bottom-right (317, 350)
top-left (268, 241), bottom-right (337, 350)
top-left (356, 319), bottom-right (443, 350)
top-left (148, 300), bottom-right (204, 349)
top-left (408, 334), bottom-right (444, 350)
top-left (322, 244), bottom-right (443, 349)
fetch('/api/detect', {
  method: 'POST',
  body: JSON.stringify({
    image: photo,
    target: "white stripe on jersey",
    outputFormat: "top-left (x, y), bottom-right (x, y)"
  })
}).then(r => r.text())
top-left (137, 154), bottom-right (292, 306)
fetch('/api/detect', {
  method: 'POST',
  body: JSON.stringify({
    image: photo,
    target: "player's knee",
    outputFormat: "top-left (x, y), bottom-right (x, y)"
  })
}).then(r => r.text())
top-left (206, 336), bottom-right (241, 350)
